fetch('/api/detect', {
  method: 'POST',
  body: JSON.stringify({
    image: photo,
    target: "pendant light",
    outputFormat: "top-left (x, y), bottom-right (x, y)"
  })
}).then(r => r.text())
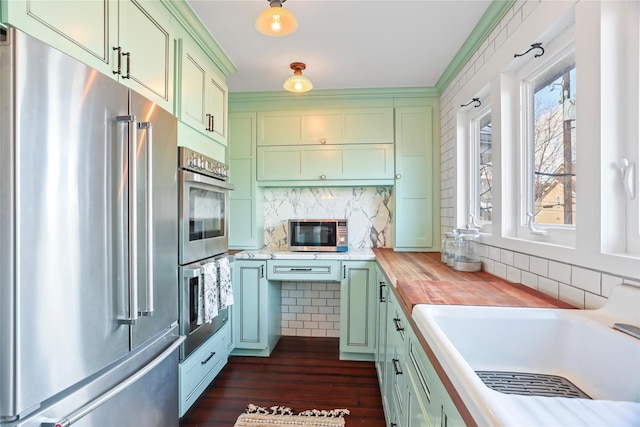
top-left (255, 0), bottom-right (298, 37)
top-left (283, 62), bottom-right (313, 93)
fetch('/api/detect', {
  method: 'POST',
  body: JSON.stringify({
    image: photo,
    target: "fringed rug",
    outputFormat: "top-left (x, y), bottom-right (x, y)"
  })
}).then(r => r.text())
top-left (233, 404), bottom-right (350, 427)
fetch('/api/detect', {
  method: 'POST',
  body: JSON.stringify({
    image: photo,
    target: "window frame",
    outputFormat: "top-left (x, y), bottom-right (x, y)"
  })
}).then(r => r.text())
top-left (468, 102), bottom-right (493, 234)
top-left (515, 37), bottom-right (577, 247)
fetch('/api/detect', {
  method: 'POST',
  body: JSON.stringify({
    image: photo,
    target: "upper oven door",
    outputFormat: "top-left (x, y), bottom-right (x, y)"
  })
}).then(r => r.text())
top-left (179, 170), bottom-right (233, 264)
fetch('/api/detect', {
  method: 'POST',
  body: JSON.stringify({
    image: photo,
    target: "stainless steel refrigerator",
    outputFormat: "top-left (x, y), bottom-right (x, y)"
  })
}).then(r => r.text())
top-left (0, 28), bottom-right (183, 426)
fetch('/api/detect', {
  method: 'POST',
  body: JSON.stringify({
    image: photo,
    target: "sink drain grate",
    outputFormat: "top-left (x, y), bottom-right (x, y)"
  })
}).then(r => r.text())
top-left (475, 371), bottom-right (591, 399)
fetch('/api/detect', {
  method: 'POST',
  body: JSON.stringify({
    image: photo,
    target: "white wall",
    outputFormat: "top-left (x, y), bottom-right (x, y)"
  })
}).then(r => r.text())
top-left (440, 0), bottom-right (640, 309)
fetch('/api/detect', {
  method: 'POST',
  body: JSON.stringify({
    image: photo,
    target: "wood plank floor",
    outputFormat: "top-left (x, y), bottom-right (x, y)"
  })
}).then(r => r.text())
top-left (179, 336), bottom-right (387, 426)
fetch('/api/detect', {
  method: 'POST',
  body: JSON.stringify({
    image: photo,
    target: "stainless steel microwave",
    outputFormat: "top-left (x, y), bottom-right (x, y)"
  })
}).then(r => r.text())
top-left (288, 219), bottom-right (348, 252)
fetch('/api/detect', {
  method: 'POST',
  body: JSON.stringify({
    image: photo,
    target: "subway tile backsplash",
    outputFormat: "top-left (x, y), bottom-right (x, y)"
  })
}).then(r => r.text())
top-left (281, 282), bottom-right (341, 337)
top-left (476, 243), bottom-right (632, 309)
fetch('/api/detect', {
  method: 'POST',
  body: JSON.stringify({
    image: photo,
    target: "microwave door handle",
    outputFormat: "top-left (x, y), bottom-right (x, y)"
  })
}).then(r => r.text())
top-left (117, 115), bottom-right (139, 325)
top-left (139, 122), bottom-right (153, 317)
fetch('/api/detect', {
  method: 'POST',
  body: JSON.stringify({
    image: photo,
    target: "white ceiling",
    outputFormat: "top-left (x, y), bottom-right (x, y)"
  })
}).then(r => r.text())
top-left (186, 0), bottom-right (492, 93)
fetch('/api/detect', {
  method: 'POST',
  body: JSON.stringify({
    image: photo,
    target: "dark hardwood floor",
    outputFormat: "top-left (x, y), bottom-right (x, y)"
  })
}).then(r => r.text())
top-left (179, 336), bottom-right (387, 426)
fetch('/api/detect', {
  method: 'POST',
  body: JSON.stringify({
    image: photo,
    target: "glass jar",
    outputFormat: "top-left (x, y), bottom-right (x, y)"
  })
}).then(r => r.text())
top-left (446, 232), bottom-right (460, 267)
top-left (453, 228), bottom-right (481, 272)
top-left (441, 230), bottom-right (458, 263)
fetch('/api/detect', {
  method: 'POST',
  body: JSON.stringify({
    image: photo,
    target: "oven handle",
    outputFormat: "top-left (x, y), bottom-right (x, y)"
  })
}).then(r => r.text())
top-left (182, 170), bottom-right (235, 191)
top-left (182, 266), bottom-right (204, 279)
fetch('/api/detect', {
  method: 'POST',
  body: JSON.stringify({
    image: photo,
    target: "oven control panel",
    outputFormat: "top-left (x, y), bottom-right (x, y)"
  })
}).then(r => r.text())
top-left (179, 147), bottom-right (229, 180)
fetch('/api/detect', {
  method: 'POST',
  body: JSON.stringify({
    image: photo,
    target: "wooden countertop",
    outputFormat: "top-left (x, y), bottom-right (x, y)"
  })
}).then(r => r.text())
top-left (373, 248), bottom-right (574, 310)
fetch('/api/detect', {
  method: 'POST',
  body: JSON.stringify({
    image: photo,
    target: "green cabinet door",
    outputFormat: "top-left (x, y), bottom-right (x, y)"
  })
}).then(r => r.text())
top-left (231, 260), bottom-right (281, 357)
top-left (376, 268), bottom-right (393, 422)
top-left (1, 0), bottom-right (173, 111)
top-left (118, 0), bottom-right (173, 110)
top-left (257, 144), bottom-right (394, 185)
top-left (394, 106), bottom-right (438, 251)
top-left (0, 0), bottom-right (117, 74)
top-left (257, 108), bottom-right (394, 146)
top-left (339, 261), bottom-right (377, 360)
top-left (229, 112), bottom-right (263, 249)
top-left (179, 35), bottom-right (228, 146)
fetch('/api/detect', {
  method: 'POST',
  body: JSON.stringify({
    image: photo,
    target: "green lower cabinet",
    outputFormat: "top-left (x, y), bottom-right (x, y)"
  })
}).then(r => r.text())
top-left (377, 282), bottom-right (466, 427)
top-left (339, 261), bottom-right (377, 360)
top-left (375, 267), bottom-right (389, 391)
top-left (436, 384), bottom-right (465, 427)
top-left (179, 322), bottom-right (230, 416)
top-left (231, 260), bottom-right (281, 357)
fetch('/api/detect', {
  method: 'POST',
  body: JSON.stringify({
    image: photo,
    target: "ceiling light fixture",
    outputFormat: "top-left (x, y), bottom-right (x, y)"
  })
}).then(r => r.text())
top-left (255, 0), bottom-right (298, 37)
top-left (283, 62), bottom-right (313, 93)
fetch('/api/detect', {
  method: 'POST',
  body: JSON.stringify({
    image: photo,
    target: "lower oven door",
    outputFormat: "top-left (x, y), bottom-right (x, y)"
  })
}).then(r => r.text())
top-left (179, 260), bottom-right (230, 360)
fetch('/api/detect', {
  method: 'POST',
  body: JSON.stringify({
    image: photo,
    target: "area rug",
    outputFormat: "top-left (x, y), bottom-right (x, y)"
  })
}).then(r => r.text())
top-left (233, 404), bottom-right (350, 427)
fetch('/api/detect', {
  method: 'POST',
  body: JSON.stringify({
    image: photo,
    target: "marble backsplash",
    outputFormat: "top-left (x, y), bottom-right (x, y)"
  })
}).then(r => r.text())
top-left (263, 187), bottom-right (393, 249)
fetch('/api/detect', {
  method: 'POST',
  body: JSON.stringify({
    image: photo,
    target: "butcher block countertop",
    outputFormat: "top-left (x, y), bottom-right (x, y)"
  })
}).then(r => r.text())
top-left (373, 248), bottom-right (574, 310)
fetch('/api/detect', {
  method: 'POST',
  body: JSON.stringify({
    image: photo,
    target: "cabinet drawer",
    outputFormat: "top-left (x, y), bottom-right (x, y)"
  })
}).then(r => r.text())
top-left (266, 259), bottom-right (341, 282)
top-left (179, 326), bottom-right (228, 415)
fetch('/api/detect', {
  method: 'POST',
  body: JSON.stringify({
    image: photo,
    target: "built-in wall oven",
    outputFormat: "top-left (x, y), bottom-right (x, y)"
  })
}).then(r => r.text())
top-left (178, 147), bottom-right (234, 360)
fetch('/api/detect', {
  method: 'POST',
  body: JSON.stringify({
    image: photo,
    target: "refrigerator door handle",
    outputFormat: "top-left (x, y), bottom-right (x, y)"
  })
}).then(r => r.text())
top-left (117, 115), bottom-right (139, 325)
top-left (39, 335), bottom-right (185, 427)
top-left (138, 122), bottom-right (154, 317)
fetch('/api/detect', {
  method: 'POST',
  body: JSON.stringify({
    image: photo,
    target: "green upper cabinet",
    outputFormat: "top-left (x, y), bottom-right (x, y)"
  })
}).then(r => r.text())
top-left (1, 0), bottom-right (174, 111)
top-left (178, 34), bottom-right (228, 146)
top-left (257, 108), bottom-right (394, 146)
top-left (394, 106), bottom-right (439, 251)
top-left (257, 143), bottom-right (394, 185)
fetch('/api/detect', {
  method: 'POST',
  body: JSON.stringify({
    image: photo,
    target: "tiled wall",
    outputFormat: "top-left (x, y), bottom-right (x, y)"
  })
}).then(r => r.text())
top-left (439, 1), bottom-right (639, 309)
top-left (281, 282), bottom-right (341, 337)
top-left (476, 244), bottom-right (640, 309)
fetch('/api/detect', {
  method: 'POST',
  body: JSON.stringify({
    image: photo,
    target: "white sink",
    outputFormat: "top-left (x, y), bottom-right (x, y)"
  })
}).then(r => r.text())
top-left (412, 284), bottom-right (640, 426)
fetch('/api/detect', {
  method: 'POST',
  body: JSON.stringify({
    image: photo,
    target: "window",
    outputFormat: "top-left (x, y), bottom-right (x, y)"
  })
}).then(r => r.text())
top-left (470, 106), bottom-right (493, 226)
top-left (517, 42), bottom-right (577, 245)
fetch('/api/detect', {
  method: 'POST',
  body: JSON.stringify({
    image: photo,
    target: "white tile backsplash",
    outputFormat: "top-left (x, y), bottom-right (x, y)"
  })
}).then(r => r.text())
top-left (538, 277), bottom-right (559, 299)
top-left (571, 266), bottom-right (601, 295)
top-left (281, 281), bottom-right (341, 337)
top-left (548, 261), bottom-right (572, 284)
top-left (529, 256), bottom-right (549, 277)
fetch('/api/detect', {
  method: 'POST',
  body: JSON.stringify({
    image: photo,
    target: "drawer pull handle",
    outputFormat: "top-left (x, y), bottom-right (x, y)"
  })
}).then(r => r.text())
top-left (201, 351), bottom-right (216, 365)
top-left (290, 268), bottom-right (313, 271)
top-left (392, 358), bottom-right (403, 375)
top-left (393, 318), bottom-right (404, 332)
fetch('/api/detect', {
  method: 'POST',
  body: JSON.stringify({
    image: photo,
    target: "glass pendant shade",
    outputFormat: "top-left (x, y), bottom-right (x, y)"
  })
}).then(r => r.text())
top-left (283, 62), bottom-right (313, 93)
top-left (255, 2), bottom-right (297, 36)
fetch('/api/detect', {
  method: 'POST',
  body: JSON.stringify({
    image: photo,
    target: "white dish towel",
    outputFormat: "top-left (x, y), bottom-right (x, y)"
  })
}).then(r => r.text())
top-left (197, 260), bottom-right (219, 325)
top-left (218, 257), bottom-right (234, 309)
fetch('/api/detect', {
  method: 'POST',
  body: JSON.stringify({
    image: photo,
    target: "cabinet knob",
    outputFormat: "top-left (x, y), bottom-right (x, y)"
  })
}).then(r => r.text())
top-left (395, 173), bottom-right (401, 179)
top-left (320, 138), bottom-right (326, 144)
top-left (320, 175), bottom-right (326, 180)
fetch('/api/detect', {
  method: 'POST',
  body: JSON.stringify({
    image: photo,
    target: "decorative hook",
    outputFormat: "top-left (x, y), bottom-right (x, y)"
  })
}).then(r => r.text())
top-left (513, 43), bottom-right (544, 58)
top-left (461, 98), bottom-right (481, 108)
top-left (514, 43), bottom-right (544, 58)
